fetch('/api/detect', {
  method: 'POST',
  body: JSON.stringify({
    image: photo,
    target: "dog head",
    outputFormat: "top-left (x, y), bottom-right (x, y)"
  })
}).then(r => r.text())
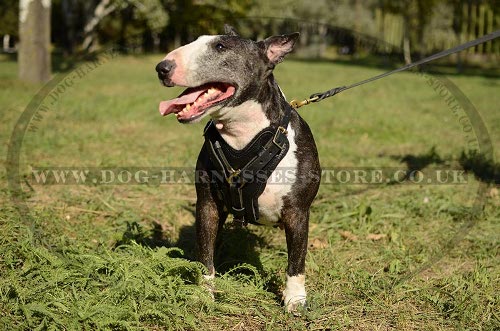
top-left (156, 25), bottom-right (299, 123)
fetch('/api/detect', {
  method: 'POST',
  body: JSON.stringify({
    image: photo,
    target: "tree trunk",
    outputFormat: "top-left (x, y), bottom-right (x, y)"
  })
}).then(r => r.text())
top-left (81, 0), bottom-right (117, 52)
top-left (3, 34), bottom-right (11, 52)
top-left (19, 0), bottom-right (51, 83)
top-left (62, 0), bottom-right (77, 55)
top-left (318, 24), bottom-right (327, 58)
top-left (152, 32), bottom-right (160, 53)
top-left (402, 17), bottom-right (412, 65)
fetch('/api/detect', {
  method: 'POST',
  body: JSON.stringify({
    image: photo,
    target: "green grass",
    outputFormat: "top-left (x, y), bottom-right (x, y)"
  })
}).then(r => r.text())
top-left (1, 53), bottom-right (499, 330)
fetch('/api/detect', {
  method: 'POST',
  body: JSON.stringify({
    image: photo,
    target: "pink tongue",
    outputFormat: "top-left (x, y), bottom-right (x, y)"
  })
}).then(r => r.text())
top-left (159, 89), bottom-right (207, 116)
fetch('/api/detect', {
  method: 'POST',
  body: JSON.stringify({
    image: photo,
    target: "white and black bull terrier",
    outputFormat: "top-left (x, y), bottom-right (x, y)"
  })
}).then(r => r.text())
top-left (155, 25), bottom-right (321, 313)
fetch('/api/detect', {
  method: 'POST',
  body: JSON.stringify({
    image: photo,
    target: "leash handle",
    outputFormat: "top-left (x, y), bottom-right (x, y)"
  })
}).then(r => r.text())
top-left (292, 30), bottom-right (500, 107)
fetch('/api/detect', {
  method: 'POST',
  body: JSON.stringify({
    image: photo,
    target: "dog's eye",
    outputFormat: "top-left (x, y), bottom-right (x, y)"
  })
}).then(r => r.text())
top-left (215, 43), bottom-right (226, 51)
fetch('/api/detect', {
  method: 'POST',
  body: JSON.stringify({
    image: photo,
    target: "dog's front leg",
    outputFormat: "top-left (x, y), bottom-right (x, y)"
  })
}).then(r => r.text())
top-left (282, 208), bottom-right (309, 313)
top-left (195, 185), bottom-right (227, 298)
top-left (195, 149), bottom-right (227, 284)
top-left (195, 194), bottom-right (223, 280)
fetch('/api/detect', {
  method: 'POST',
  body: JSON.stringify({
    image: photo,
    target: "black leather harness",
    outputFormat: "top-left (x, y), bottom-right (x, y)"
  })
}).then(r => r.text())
top-left (203, 108), bottom-right (291, 225)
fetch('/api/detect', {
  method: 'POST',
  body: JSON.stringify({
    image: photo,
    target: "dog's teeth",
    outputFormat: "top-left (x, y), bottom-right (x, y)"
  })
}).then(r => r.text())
top-left (186, 104), bottom-right (191, 111)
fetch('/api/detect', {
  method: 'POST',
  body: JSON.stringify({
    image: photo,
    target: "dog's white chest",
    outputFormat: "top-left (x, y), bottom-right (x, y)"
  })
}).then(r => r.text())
top-left (256, 125), bottom-right (297, 225)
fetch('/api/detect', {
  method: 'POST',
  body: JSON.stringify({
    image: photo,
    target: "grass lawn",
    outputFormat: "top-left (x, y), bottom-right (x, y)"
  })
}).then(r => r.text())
top-left (1, 53), bottom-right (499, 330)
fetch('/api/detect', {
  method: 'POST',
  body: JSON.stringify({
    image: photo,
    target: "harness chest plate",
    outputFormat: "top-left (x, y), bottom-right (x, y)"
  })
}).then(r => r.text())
top-left (203, 110), bottom-right (291, 225)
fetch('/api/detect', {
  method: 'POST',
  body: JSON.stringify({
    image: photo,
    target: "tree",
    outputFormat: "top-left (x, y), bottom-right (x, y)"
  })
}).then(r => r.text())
top-left (81, 0), bottom-right (168, 52)
top-left (81, 0), bottom-right (119, 51)
top-left (165, 0), bottom-right (252, 49)
top-left (379, 0), bottom-right (440, 64)
top-left (0, 0), bottom-right (19, 37)
top-left (19, 0), bottom-right (51, 83)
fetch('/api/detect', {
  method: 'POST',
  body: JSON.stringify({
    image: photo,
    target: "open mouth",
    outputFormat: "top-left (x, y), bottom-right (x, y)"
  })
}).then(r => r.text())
top-left (159, 83), bottom-right (236, 122)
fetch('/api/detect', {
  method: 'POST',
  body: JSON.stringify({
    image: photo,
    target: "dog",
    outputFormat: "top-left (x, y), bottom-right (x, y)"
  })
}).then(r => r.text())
top-left (155, 25), bottom-right (320, 313)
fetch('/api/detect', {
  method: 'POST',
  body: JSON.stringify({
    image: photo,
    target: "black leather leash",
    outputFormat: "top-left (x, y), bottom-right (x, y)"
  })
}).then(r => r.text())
top-left (290, 30), bottom-right (500, 109)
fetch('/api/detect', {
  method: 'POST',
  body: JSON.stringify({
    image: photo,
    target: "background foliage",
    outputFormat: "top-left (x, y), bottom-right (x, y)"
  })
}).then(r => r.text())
top-left (1, 0), bottom-right (499, 62)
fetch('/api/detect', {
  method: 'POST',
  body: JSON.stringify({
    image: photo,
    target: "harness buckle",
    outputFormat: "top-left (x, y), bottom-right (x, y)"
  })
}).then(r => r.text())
top-left (226, 169), bottom-right (241, 185)
top-left (273, 126), bottom-right (288, 150)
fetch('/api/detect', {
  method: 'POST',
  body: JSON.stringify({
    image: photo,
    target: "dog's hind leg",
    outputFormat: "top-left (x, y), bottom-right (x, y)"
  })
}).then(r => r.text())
top-left (282, 207), bottom-right (310, 313)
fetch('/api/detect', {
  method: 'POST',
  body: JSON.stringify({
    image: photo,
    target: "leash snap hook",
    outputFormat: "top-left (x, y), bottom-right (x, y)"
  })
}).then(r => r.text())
top-left (289, 96), bottom-right (319, 109)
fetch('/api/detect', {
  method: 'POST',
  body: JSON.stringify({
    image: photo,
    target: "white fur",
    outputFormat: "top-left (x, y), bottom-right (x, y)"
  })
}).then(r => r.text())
top-left (183, 36), bottom-right (214, 75)
top-left (283, 274), bottom-right (306, 312)
top-left (257, 125), bottom-right (297, 224)
top-left (212, 100), bottom-right (270, 149)
top-left (164, 35), bottom-right (216, 86)
top-left (202, 270), bottom-right (216, 299)
top-left (203, 271), bottom-right (215, 281)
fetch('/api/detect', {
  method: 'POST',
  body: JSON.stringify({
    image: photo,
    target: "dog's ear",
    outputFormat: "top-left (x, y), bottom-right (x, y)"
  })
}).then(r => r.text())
top-left (260, 32), bottom-right (300, 65)
top-left (224, 24), bottom-right (239, 36)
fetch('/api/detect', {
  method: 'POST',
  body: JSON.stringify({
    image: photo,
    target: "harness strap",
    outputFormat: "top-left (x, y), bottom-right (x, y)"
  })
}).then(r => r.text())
top-left (204, 107), bottom-right (291, 225)
top-left (238, 124), bottom-right (288, 176)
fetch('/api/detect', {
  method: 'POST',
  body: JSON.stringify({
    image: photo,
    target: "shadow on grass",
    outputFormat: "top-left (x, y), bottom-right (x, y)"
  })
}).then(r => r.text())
top-left (388, 147), bottom-right (499, 186)
top-left (383, 146), bottom-right (445, 184)
top-left (115, 213), bottom-right (267, 274)
top-left (397, 146), bottom-right (444, 172)
top-left (459, 151), bottom-right (500, 185)
top-left (335, 148), bottom-right (498, 202)
top-left (390, 147), bottom-right (500, 185)
top-left (113, 208), bottom-right (287, 299)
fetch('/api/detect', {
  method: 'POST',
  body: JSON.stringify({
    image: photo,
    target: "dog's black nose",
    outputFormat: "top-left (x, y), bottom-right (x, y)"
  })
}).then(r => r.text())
top-left (155, 60), bottom-right (173, 79)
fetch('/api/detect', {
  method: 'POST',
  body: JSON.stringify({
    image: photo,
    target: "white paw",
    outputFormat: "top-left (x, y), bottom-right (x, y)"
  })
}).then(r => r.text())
top-left (282, 274), bottom-right (307, 313)
top-left (202, 272), bottom-right (215, 299)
